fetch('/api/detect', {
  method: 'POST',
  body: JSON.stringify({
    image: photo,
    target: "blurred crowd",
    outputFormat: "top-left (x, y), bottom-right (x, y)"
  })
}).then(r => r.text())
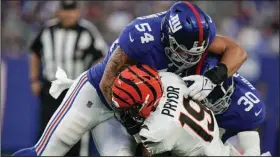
top-left (0, 0), bottom-right (279, 80)
top-left (1, 1), bottom-right (279, 56)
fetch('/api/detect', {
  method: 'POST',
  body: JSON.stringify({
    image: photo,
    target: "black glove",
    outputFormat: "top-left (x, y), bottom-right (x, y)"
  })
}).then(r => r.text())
top-left (115, 111), bottom-right (143, 135)
top-left (204, 63), bottom-right (228, 85)
top-left (123, 116), bottom-right (143, 135)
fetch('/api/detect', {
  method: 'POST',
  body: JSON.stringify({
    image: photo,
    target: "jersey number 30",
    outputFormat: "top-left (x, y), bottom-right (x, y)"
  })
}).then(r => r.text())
top-left (237, 91), bottom-right (260, 112)
top-left (179, 97), bottom-right (215, 142)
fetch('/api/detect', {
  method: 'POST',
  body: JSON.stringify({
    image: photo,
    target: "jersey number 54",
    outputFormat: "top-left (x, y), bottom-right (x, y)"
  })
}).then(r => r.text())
top-left (135, 23), bottom-right (154, 43)
top-left (179, 97), bottom-right (215, 142)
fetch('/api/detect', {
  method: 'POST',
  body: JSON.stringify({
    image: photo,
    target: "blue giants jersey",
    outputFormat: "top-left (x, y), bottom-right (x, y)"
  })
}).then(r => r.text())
top-left (87, 11), bottom-right (216, 106)
top-left (201, 54), bottom-right (266, 141)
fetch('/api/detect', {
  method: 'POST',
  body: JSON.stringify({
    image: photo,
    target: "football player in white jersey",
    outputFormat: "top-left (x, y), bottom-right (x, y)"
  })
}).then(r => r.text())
top-left (111, 64), bottom-right (237, 156)
top-left (111, 64), bottom-right (266, 156)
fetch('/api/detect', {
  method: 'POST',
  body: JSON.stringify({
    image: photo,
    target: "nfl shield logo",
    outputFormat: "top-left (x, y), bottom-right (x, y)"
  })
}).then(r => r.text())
top-left (86, 101), bottom-right (93, 108)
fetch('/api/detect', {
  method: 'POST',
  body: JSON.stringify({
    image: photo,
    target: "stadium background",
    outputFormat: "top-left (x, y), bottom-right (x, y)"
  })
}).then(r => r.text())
top-left (1, 0), bottom-right (279, 156)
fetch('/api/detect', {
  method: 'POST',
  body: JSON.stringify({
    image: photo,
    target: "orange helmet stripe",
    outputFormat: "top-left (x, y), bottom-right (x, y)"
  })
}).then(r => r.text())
top-left (127, 67), bottom-right (158, 107)
top-left (136, 64), bottom-right (158, 79)
top-left (112, 92), bottom-right (130, 107)
top-left (114, 84), bottom-right (136, 104)
top-left (142, 65), bottom-right (159, 78)
top-left (135, 64), bottom-right (162, 93)
top-left (119, 73), bottom-right (142, 100)
top-left (134, 65), bottom-right (163, 107)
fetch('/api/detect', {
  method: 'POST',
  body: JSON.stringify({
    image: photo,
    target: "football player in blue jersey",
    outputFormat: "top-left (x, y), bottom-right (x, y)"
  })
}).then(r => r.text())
top-left (13, 1), bottom-right (253, 156)
top-left (182, 53), bottom-right (266, 155)
top-left (98, 1), bottom-right (248, 107)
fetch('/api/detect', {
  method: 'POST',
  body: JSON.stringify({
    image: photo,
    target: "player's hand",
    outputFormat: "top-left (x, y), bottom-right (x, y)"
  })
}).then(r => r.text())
top-left (119, 114), bottom-right (143, 135)
top-left (136, 143), bottom-right (152, 156)
top-left (31, 81), bottom-right (41, 96)
top-left (182, 75), bottom-right (216, 101)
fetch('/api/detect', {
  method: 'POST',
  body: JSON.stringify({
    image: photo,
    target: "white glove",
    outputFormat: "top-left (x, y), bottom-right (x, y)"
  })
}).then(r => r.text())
top-left (182, 75), bottom-right (216, 101)
top-left (49, 67), bottom-right (74, 99)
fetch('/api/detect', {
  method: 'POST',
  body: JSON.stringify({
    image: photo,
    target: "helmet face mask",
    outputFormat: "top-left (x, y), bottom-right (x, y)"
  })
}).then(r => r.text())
top-left (203, 95), bottom-right (231, 114)
top-left (161, 1), bottom-right (213, 69)
top-left (202, 78), bottom-right (235, 114)
top-left (165, 34), bottom-right (208, 68)
top-left (113, 103), bottom-right (145, 130)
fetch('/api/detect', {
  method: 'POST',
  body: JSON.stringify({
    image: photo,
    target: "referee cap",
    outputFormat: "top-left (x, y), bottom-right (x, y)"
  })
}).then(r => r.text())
top-left (60, 1), bottom-right (79, 10)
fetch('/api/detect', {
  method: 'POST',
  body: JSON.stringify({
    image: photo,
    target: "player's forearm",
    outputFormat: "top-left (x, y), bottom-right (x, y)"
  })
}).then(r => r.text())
top-left (100, 75), bottom-right (117, 106)
top-left (99, 46), bottom-right (135, 105)
top-left (220, 46), bottom-right (247, 77)
top-left (30, 53), bottom-right (40, 82)
top-left (208, 35), bottom-right (247, 77)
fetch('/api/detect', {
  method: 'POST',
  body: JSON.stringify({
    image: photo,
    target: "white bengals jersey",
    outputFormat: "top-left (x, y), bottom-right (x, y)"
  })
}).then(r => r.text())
top-left (137, 72), bottom-right (232, 156)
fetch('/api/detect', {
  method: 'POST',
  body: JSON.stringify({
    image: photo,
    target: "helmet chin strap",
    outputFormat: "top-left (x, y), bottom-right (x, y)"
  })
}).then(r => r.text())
top-left (174, 64), bottom-right (190, 74)
top-left (167, 62), bottom-right (191, 75)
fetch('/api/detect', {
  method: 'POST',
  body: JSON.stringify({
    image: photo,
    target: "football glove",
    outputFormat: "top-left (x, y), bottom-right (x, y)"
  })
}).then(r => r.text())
top-left (183, 63), bottom-right (228, 101)
top-left (183, 75), bottom-right (216, 101)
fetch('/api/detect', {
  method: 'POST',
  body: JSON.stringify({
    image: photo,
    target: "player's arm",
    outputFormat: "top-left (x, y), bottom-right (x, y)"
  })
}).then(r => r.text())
top-left (100, 20), bottom-right (151, 106)
top-left (99, 46), bottom-right (136, 105)
top-left (30, 29), bottom-right (44, 96)
top-left (208, 35), bottom-right (247, 77)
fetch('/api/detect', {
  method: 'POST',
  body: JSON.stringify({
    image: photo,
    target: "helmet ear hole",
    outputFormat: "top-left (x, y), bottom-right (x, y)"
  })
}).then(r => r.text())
top-left (203, 15), bottom-right (210, 27)
top-left (186, 18), bottom-right (191, 25)
top-left (175, 9), bottom-right (181, 13)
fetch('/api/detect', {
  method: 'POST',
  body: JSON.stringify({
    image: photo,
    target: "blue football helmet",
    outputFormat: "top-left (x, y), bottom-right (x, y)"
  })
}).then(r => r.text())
top-left (203, 78), bottom-right (235, 114)
top-left (161, 1), bottom-right (213, 69)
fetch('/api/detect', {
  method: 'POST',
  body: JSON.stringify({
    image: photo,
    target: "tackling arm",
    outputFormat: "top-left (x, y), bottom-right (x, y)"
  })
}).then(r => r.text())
top-left (208, 35), bottom-right (247, 77)
top-left (182, 35), bottom-right (247, 101)
top-left (99, 46), bottom-right (136, 105)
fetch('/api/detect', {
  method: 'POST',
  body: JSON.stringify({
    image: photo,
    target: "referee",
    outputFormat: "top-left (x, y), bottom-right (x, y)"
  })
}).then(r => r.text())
top-left (29, 1), bottom-right (107, 156)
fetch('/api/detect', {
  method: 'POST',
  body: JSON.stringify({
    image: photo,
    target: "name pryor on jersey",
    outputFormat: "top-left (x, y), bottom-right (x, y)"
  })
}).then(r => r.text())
top-left (161, 86), bottom-right (181, 118)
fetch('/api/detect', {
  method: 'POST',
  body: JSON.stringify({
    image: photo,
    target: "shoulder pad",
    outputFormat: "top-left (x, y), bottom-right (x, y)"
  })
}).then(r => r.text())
top-left (118, 19), bottom-right (157, 60)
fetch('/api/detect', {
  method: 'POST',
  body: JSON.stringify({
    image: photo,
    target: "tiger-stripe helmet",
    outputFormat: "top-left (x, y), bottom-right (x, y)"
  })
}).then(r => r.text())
top-left (112, 64), bottom-right (163, 119)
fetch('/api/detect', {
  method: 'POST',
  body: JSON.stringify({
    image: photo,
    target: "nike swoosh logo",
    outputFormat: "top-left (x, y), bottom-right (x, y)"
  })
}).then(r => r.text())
top-left (204, 78), bottom-right (208, 86)
top-left (140, 125), bottom-right (149, 131)
top-left (129, 32), bottom-right (134, 42)
top-left (255, 108), bottom-right (262, 116)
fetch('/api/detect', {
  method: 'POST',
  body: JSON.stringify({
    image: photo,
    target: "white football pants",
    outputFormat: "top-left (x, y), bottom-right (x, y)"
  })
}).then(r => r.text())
top-left (34, 71), bottom-right (136, 156)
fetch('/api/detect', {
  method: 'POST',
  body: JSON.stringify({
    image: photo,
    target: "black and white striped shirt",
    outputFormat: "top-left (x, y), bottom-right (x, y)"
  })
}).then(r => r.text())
top-left (30, 18), bottom-right (108, 81)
